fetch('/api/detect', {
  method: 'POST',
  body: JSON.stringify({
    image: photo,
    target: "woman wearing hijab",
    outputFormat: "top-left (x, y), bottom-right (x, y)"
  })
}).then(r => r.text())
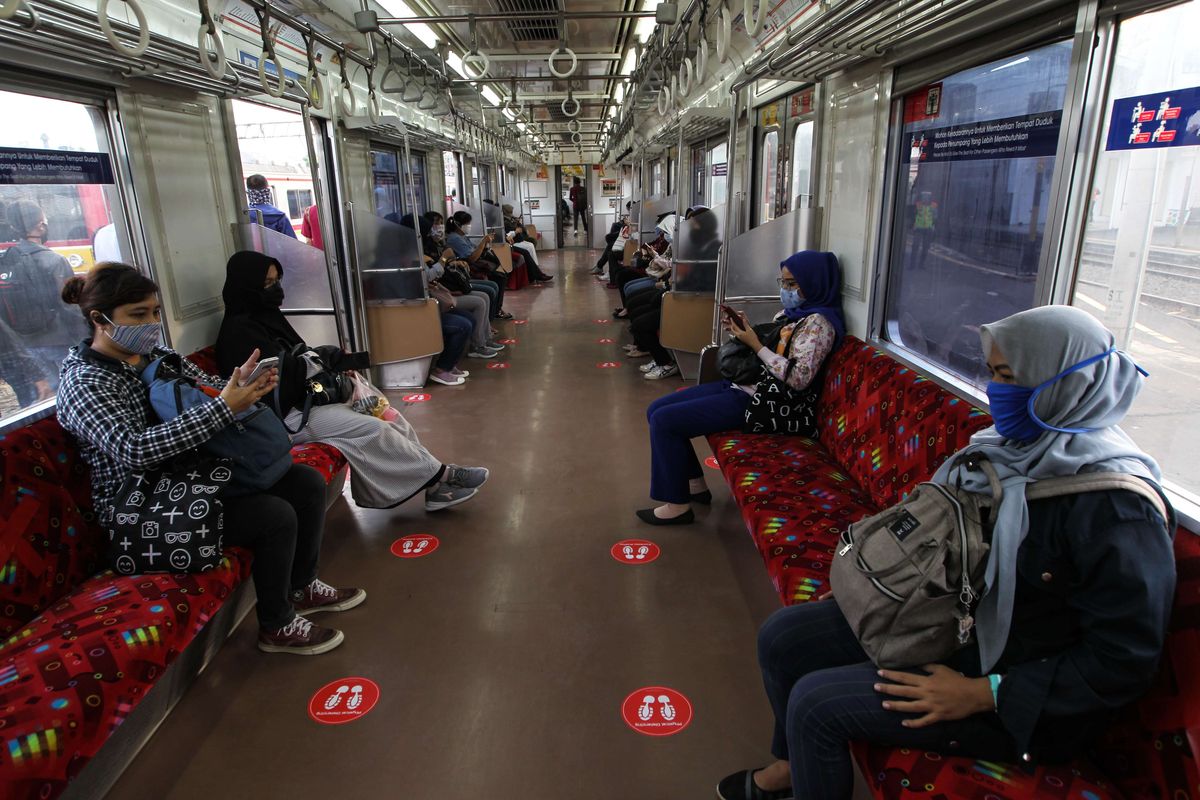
top-left (716, 305), bottom-right (1175, 800)
top-left (216, 251), bottom-right (489, 512)
top-left (637, 251), bottom-right (845, 525)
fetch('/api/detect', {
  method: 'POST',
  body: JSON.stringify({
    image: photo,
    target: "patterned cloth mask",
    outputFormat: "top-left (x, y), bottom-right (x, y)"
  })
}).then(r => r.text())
top-left (101, 314), bottom-right (162, 354)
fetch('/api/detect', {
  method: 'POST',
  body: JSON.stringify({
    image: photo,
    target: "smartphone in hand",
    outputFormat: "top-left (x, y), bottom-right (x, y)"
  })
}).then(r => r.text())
top-left (243, 356), bottom-right (279, 385)
top-left (720, 304), bottom-right (746, 330)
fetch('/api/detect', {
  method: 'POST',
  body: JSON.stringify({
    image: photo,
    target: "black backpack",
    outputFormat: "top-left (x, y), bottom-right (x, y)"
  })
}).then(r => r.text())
top-left (0, 245), bottom-right (55, 336)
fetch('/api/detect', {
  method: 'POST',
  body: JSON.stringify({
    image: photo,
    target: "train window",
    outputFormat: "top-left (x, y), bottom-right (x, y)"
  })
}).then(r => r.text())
top-left (789, 121), bottom-right (813, 210)
top-left (231, 100), bottom-right (318, 237)
top-left (651, 161), bottom-right (663, 197)
top-left (708, 142), bottom-right (728, 207)
top-left (883, 41), bottom-right (1073, 378)
top-left (758, 129), bottom-right (779, 224)
top-left (443, 151), bottom-right (462, 209)
top-left (0, 89), bottom-right (132, 423)
top-left (1070, 1), bottom-right (1200, 498)
top-left (691, 145), bottom-right (706, 207)
top-left (371, 149), bottom-right (402, 219)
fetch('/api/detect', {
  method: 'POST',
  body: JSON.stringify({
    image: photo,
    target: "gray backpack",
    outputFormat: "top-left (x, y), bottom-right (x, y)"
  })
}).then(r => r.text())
top-left (830, 456), bottom-right (1169, 668)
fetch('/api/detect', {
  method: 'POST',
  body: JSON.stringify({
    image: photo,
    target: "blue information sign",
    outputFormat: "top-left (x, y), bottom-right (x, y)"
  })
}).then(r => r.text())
top-left (903, 111), bottom-right (1062, 165)
top-left (1105, 86), bottom-right (1200, 151)
top-left (0, 147), bottom-right (115, 185)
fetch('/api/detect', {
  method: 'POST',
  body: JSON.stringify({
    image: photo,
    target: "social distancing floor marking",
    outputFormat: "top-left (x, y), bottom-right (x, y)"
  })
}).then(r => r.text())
top-left (308, 677), bottom-right (380, 725)
top-left (391, 534), bottom-right (439, 558)
top-left (597, 362), bottom-right (621, 369)
top-left (611, 539), bottom-right (661, 565)
top-left (487, 363), bottom-right (511, 370)
top-left (704, 456), bottom-right (720, 469)
top-left (621, 687), bottom-right (693, 736)
top-left (402, 393), bottom-right (431, 403)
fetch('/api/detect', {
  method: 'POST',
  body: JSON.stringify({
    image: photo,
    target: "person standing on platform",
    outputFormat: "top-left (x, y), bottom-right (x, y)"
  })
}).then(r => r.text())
top-left (246, 174), bottom-right (297, 239)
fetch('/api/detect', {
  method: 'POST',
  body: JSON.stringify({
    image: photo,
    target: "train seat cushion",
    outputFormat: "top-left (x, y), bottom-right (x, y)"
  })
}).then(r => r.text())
top-left (707, 432), bottom-right (877, 604)
top-left (0, 553), bottom-right (250, 799)
top-left (815, 337), bottom-right (992, 510)
top-left (186, 347), bottom-right (348, 483)
top-left (0, 418), bottom-right (104, 637)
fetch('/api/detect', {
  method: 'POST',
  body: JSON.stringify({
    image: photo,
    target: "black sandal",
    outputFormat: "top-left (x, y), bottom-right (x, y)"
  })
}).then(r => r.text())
top-left (716, 769), bottom-right (793, 800)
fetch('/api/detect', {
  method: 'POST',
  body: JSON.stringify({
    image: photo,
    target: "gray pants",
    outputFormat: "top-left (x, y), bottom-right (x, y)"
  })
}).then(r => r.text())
top-left (453, 292), bottom-right (491, 348)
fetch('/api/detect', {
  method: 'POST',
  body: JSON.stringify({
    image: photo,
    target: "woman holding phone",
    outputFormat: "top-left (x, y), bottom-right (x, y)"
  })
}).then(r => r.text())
top-left (637, 251), bottom-right (845, 526)
top-left (57, 263), bottom-right (364, 655)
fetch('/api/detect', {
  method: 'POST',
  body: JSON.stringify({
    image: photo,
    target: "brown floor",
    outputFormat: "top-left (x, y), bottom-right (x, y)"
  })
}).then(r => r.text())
top-left (105, 250), bottom-right (783, 800)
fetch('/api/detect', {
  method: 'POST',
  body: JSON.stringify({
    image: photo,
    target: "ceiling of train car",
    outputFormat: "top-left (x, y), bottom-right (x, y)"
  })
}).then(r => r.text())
top-left (373, 0), bottom-right (647, 152)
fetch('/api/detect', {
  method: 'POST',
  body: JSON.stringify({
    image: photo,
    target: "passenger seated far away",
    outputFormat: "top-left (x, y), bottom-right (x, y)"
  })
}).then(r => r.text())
top-left (215, 251), bottom-right (489, 511)
top-left (716, 305), bottom-right (1175, 800)
top-left (245, 174), bottom-right (297, 239)
top-left (639, 251), bottom-right (845, 525)
top-left (57, 263), bottom-right (363, 656)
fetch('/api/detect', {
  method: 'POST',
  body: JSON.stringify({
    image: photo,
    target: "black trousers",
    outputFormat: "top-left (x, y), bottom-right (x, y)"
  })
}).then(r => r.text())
top-left (573, 207), bottom-right (589, 232)
top-left (631, 305), bottom-right (671, 365)
top-left (224, 463), bottom-right (327, 630)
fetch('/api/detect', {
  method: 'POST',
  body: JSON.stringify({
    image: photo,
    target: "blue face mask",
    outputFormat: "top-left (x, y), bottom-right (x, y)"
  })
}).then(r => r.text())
top-left (780, 288), bottom-right (803, 310)
top-left (102, 314), bottom-right (162, 355)
top-left (986, 347), bottom-right (1145, 443)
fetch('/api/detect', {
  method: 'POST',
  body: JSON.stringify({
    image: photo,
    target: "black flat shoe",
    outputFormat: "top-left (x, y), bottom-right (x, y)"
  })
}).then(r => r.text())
top-left (636, 507), bottom-right (695, 526)
top-left (690, 490), bottom-right (712, 505)
top-left (716, 769), bottom-right (793, 800)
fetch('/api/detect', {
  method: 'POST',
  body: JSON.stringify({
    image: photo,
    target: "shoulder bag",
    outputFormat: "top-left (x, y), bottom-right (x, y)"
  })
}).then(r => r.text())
top-left (742, 323), bottom-right (822, 437)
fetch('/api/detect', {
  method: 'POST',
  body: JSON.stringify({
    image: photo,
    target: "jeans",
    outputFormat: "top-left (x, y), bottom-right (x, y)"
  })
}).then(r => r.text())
top-left (758, 601), bottom-right (1017, 800)
top-left (623, 277), bottom-right (656, 302)
top-left (573, 207), bottom-right (589, 232)
top-left (469, 280), bottom-right (499, 317)
top-left (437, 311), bottom-right (473, 370)
top-left (646, 381), bottom-right (750, 503)
top-left (223, 463), bottom-right (327, 630)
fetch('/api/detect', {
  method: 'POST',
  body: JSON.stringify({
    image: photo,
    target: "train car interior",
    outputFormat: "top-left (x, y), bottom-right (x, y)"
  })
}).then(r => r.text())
top-left (1, 0), bottom-right (1199, 798)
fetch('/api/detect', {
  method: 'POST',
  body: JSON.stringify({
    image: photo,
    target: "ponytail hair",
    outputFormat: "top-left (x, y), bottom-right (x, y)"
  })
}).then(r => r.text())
top-left (61, 263), bottom-right (159, 329)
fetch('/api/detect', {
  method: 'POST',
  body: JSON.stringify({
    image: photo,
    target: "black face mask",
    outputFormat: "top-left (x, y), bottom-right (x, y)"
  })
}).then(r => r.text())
top-left (259, 283), bottom-right (284, 308)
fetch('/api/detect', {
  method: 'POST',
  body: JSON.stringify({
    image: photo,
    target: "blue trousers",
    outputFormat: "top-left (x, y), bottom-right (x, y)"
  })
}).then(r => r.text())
top-left (758, 600), bottom-right (1016, 800)
top-left (646, 381), bottom-right (750, 504)
top-left (623, 276), bottom-right (656, 303)
top-left (436, 311), bottom-right (473, 371)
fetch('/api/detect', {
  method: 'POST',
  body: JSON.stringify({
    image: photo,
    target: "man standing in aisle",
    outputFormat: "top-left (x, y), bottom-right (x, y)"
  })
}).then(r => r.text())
top-left (569, 175), bottom-right (588, 237)
top-left (245, 174), bottom-right (297, 239)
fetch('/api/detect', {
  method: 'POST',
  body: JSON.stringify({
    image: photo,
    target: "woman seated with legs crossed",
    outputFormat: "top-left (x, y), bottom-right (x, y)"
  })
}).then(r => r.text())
top-left (717, 305), bottom-right (1175, 800)
top-left (638, 251), bottom-right (845, 525)
top-left (58, 264), bottom-right (364, 655)
top-left (216, 252), bottom-right (489, 512)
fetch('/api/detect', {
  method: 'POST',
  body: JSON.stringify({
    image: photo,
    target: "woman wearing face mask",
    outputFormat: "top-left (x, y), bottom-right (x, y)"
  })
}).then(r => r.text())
top-left (716, 305), bottom-right (1175, 800)
top-left (57, 263), bottom-right (364, 656)
top-left (215, 251), bottom-right (489, 512)
top-left (637, 251), bottom-right (845, 525)
top-left (446, 214), bottom-right (513, 320)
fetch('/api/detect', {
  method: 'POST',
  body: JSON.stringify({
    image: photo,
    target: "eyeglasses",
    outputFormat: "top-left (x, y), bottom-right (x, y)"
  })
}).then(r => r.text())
top-left (263, 277), bottom-right (281, 288)
top-left (777, 278), bottom-right (800, 290)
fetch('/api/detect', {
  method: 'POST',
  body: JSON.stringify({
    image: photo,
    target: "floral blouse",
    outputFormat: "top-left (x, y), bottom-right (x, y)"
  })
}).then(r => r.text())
top-left (738, 313), bottom-right (836, 393)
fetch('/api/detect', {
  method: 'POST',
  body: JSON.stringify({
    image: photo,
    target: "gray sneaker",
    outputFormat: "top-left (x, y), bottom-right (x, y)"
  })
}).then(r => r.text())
top-left (425, 482), bottom-right (479, 511)
top-left (446, 464), bottom-right (489, 490)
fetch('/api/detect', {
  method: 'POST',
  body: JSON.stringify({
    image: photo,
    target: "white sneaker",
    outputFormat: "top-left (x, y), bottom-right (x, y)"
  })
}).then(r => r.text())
top-left (644, 364), bottom-right (679, 380)
top-left (639, 361), bottom-right (659, 374)
top-left (429, 370), bottom-right (465, 386)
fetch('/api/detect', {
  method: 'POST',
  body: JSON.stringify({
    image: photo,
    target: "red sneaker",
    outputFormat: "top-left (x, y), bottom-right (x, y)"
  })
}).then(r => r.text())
top-left (291, 578), bottom-right (366, 615)
top-left (257, 615), bottom-right (344, 655)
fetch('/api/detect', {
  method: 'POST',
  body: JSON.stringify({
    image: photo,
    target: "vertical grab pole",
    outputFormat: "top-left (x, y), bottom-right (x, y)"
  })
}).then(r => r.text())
top-left (715, 84), bottom-right (742, 342)
top-left (343, 200), bottom-right (369, 355)
top-left (399, 129), bottom-right (430, 301)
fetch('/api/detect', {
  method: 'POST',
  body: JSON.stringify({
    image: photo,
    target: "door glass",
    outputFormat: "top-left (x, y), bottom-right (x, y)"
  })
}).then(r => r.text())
top-left (883, 41), bottom-right (1072, 378)
top-left (371, 148), bottom-right (402, 220)
top-left (759, 129), bottom-right (779, 224)
top-left (709, 142), bottom-right (728, 207)
top-left (789, 121), bottom-right (813, 210)
top-left (1071, 1), bottom-right (1200, 498)
top-left (0, 89), bottom-right (132, 421)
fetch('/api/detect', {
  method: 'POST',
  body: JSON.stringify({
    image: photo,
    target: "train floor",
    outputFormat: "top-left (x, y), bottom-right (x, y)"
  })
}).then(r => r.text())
top-left (105, 249), bottom-right (784, 800)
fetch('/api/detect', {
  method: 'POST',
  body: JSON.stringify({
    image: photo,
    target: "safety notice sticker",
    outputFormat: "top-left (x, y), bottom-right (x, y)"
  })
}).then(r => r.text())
top-left (391, 534), bottom-right (439, 558)
top-left (610, 539), bottom-right (661, 564)
top-left (621, 687), bottom-right (693, 736)
top-left (308, 677), bottom-right (381, 725)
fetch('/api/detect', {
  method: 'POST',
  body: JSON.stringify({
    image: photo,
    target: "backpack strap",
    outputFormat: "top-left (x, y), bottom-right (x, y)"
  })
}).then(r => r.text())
top-left (1025, 473), bottom-right (1169, 528)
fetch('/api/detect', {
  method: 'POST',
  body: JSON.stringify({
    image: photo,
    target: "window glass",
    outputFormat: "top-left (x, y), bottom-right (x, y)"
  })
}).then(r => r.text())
top-left (789, 121), bottom-right (813, 210)
top-left (0, 89), bottom-right (130, 422)
top-left (232, 100), bottom-right (315, 234)
top-left (691, 145), bottom-right (706, 207)
top-left (709, 142), bottom-right (728, 207)
top-left (370, 149), bottom-right (401, 219)
top-left (652, 161), bottom-right (663, 196)
top-left (1071, 2), bottom-right (1200, 498)
top-left (884, 41), bottom-right (1072, 378)
top-left (759, 129), bottom-right (779, 224)
top-left (442, 150), bottom-right (461, 210)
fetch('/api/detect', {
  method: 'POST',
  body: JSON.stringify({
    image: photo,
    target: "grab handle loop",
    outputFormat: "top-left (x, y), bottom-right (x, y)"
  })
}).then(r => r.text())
top-left (98, 0), bottom-right (151, 58)
top-left (678, 57), bottom-right (693, 98)
top-left (197, 0), bottom-right (226, 80)
top-left (254, 6), bottom-right (286, 98)
top-left (301, 29), bottom-right (323, 109)
top-left (695, 37), bottom-right (709, 83)
top-left (745, 0), bottom-right (767, 38)
top-left (561, 88), bottom-right (580, 118)
top-left (460, 15), bottom-right (490, 80)
top-left (547, 14), bottom-right (577, 79)
top-left (338, 57), bottom-right (356, 116)
top-left (715, 4), bottom-right (732, 64)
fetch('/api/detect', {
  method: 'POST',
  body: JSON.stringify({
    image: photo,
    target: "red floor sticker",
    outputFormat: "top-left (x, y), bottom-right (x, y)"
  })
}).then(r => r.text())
top-left (621, 687), bottom-right (693, 736)
top-left (486, 362), bottom-right (510, 370)
top-left (402, 393), bottom-right (431, 403)
top-left (704, 456), bottom-right (720, 469)
top-left (594, 319), bottom-right (611, 324)
top-left (513, 320), bottom-right (528, 325)
top-left (611, 539), bottom-right (661, 564)
top-left (497, 338), bottom-right (517, 345)
top-left (391, 534), bottom-right (440, 558)
top-left (597, 337), bottom-right (615, 344)
top-left (597, 361), bottom-right (621, 369)
top-left (308, 677), bottom-right (380, 725)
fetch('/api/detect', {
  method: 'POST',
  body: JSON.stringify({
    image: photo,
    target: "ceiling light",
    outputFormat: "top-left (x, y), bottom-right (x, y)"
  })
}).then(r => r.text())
top-left (635, 0), bottom-right (660, 43)
top-left (376, 0), bottom-right (439, 50)
top-left (481, 86), bottom-right (501, 106)
top-left (620, 48), bottom-right (637, 76)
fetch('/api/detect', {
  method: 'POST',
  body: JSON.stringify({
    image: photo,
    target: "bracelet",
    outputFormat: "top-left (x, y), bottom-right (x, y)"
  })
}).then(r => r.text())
top-left (988, 674), bottom-right (1002, 709)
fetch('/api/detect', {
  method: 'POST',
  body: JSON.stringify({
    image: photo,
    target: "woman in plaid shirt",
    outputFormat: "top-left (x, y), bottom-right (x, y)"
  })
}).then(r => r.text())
top-left (57, 264), bottom-right (364, 656)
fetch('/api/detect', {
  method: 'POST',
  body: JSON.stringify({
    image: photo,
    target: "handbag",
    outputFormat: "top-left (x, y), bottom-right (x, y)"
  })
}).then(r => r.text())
top-left (99, 454), bottom-right (231, 575)
top-left (275, 343), bottom-right (355, 433)
top-left (439, 262), bottom-right (473, 294)
top-left (829, 455), bottom-right (1168, 668)
top-left (428, 281), bottom-right (457, 311)
top-left (742, 322), bottom-right (822, 437)
top-left (718, 321), bottom-right (786, 385)
top-left (143, 354), bottom-right (293, 495)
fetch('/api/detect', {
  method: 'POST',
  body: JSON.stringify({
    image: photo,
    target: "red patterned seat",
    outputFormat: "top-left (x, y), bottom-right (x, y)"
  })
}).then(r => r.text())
top-left (706, 335), bottom-right (1200, 798)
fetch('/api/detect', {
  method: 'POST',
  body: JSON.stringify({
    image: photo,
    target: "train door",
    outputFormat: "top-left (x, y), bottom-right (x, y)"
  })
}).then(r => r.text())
top-left (0, 83), bottom-right (138, 424)
top-left (1067, 0), bottom-right (1200, 500)
top-left (557, 164), bottom-right (589, 248)
top-left (753, 99), bottom-right (784, 226)
top-left (229, 100), bottom-right (343, 349)
top-left (783, 88), bottom-right (817, 214)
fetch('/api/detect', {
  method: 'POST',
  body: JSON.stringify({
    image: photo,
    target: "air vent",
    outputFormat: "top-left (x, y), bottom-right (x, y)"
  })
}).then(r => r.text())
top-left (496, 0), bottom-right (561, 42)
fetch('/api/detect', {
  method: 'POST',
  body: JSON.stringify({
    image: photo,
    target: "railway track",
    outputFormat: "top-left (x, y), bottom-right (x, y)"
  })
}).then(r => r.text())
top-left (1079, 240), bottom-right (1200, 321)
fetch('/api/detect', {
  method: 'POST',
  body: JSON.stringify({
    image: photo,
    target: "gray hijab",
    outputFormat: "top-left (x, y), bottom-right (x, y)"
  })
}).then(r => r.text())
top-left (931, 305), bottom-right (1162, 671)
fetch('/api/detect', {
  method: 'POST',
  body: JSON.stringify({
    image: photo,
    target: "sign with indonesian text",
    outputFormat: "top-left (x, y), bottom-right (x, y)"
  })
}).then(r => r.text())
top-left (903, 111), bottom-right (1062, 165)
top-left (1105, 86), bottom-right (1200, 151)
